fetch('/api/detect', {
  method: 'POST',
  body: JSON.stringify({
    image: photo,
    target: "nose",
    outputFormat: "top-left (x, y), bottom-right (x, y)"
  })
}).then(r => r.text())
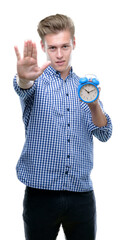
top-left (57, 48), bottom-right (63, 59)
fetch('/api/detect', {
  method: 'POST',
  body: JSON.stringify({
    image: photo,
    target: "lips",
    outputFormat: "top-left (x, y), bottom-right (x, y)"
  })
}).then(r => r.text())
top-left (56, 60), bottom-right (65, 66)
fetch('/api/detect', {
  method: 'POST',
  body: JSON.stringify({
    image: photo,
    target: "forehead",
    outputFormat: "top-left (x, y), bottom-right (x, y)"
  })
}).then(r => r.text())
top-left (44, 30), bottom-right (72, 46)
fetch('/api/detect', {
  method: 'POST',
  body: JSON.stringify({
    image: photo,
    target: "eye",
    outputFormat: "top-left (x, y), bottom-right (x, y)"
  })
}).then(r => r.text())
top-left (63, 45), bottom-right (69, 49)
top-left (49, 46), bottom-right (56, 51)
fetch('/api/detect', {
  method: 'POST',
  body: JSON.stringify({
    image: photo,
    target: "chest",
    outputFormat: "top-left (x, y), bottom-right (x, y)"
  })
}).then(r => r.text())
top-left (33, 79), bottom-right (91, 128)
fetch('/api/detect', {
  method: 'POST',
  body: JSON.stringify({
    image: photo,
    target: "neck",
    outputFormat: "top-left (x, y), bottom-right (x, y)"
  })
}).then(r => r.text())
top-left (60, 67), bottom-right (71, 80)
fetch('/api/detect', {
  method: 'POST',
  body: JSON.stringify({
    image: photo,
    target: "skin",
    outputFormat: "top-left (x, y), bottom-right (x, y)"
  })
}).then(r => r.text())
top-left (40, 30), bottom-right (75, 80)
top-left (14, 41), bottom-right (51, 81)
top-left (14, 30), bottom-right (107, 127)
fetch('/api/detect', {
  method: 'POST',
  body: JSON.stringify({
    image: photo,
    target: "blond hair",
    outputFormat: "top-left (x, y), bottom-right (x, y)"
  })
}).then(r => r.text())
top-left (37, 14), bottom-right (75, 42)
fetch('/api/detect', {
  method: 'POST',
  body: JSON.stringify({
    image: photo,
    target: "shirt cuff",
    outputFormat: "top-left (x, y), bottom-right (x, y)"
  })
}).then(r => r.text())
top-left (16, 75), bottom-right (34, 89)
top-left (13, 74), bottom-right (37, 100)
top-left (89, 113), bottom-right (112, 131)
top-left (89, 113), bottom-right (112, 142)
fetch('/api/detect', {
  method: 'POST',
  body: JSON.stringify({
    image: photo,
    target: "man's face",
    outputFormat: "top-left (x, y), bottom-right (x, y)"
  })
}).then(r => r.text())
top-left (41, 30), bottom-right (75, 79)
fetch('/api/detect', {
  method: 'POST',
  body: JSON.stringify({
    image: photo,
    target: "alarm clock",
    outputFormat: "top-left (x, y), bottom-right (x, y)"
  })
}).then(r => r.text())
top-left (78, 74), bottom-right (100, 103)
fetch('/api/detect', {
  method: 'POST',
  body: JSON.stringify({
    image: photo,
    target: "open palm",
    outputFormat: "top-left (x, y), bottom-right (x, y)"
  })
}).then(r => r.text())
top-left (14, 40), bottom-right (50, 81)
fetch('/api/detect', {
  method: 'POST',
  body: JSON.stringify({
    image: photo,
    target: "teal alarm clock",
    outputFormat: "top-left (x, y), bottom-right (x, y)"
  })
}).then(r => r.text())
top-left (78, 75), bottom-right (100, 103)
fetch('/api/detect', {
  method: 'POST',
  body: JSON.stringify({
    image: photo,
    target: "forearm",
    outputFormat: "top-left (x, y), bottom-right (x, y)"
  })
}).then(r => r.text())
top-left (16, 75), bottom-right (34, 89)
top-left (13, 74), bottom-right (37, 103)
top-left (88, 101), bottom-right (107, 127)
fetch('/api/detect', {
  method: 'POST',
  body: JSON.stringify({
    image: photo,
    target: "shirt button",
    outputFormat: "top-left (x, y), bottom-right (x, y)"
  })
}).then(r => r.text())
top-left (67, 155), bottom-right (70, 158)
top-left (66, 93), bottom-right (69, 96)
top-left (68, 123), bottom-right (70, 127)
top-left (67, 165), bottom-right (71, 168)
top-left (65, 171), bottom-right (68, 175)
top-left (67, 108), bottom-right (70, 111)
top-left (67, 139), bottom-right (70, 142)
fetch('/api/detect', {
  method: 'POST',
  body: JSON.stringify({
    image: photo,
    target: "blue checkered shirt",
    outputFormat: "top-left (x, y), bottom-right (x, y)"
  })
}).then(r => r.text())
top-left (13, 66), bottom-right (112, 192)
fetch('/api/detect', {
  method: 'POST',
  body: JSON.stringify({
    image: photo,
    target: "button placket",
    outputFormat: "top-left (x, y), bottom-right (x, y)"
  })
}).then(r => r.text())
top-left (64, 82), bottom-right (71, 178)
top-left (65, 165), bottom-right (71, 175)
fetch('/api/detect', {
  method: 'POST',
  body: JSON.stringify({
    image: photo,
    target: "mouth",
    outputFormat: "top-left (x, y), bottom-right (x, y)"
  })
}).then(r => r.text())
top-left (56, 60), bottom-right (65, 66)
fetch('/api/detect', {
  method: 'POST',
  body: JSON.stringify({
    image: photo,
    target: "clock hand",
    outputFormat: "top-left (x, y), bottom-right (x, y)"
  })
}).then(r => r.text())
top-left (84, 88), bottom-right (90, 94)
top-left (89, 89), bottom-right (95, 93)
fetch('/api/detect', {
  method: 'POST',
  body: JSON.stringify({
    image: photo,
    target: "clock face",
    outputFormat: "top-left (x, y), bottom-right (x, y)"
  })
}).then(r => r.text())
top-left (79, 84), bottom-right (98, 103)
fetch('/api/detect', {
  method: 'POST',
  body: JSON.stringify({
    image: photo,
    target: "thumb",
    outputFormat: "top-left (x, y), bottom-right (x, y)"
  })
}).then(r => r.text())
top-left (98, 87), bottom-right (101, 92)
top-left (39, 61), bottom-right (51, 74)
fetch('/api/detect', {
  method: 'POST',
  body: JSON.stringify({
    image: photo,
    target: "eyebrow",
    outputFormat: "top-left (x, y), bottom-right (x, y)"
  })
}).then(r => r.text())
top-left (47, 42), bottom-right (71, 47)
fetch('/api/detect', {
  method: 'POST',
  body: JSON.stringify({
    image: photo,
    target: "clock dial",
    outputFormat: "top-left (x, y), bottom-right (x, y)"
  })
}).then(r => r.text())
top-left (79, 84), bottom-right (98, 102)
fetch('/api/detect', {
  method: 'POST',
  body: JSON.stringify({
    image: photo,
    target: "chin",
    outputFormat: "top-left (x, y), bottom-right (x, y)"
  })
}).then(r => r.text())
top-left (54, 66), bottom-right (65, 72)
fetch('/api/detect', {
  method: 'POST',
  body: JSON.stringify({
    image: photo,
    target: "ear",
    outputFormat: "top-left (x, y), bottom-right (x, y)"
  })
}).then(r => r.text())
top-left (72, 36), bottom-right (76, 50)
top-left (40, 40), bottom-right (45, 52)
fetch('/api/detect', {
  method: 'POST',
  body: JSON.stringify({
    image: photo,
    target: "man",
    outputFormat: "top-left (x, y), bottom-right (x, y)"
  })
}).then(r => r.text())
top-left (14, 14), bottom-right (112, 240)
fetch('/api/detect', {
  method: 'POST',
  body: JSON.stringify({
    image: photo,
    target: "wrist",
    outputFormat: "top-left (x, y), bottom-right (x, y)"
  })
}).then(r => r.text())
top-left (88, 101), bottom-right (107, 127)
top-left (16, 75), bottom-right (34, 89)
top-left (88, 100), bottom-right (99, 111)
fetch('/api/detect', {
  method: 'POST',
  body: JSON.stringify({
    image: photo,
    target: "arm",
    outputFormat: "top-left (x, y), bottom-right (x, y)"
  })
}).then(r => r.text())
top-left (88, 88), bottom-right (107, 127)
top-left (14, 40), bottom-right (51, 89)
top-left (88, 101), bottom-right (107, 127)
top-left (87, 88), bottom-right (112, 142)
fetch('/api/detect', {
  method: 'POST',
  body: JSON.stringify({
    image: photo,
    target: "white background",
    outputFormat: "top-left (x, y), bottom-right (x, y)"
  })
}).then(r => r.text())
top-left (0, 0), bottom-right (126, 239)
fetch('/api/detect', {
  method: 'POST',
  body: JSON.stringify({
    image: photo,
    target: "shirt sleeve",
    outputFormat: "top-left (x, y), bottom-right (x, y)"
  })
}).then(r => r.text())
top-left (88, 100), bottom-right (112, 142)
top-left (13, 75), bottom-right (38, 132)
top-left (13, 74), bottom-right (37, 102)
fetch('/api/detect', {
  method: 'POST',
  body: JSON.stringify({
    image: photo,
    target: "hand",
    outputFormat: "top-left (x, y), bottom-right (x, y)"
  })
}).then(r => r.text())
top-left (87, 87), bottom-right (101, 108)
top-left (84, 88), bottom-right (90, 94)
top-left (14, 40), bottom-right (51, 81)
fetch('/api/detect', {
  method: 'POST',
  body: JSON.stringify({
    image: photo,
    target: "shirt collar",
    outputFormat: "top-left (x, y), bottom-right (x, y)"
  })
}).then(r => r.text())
top-left (44, 65), bottom-right (73, 79)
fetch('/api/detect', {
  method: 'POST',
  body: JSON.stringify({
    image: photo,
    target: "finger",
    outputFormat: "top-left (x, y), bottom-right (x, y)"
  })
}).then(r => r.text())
top-left (27, 40), bottom-right (33, 57)
top-left (39, 61), bottom-right (51, 74)
top-left (14, 46), bottom-right (21, 61)
top-left (32, 43), bottom-right (37, 59)
top-left (98, 87), bottom-right (101, 93)
top-left (23, 41), bottom-right (28, 58)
